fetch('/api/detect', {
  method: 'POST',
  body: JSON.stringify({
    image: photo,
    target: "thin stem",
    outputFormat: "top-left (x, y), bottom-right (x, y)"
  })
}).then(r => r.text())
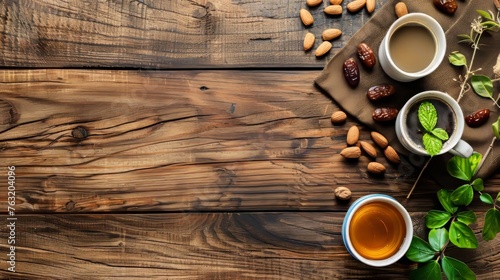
top-left (475, 137), bottom-right (497, 176)
top-left (457, 32), bottom-right (483, 103)
top-left (407, 157), bottom-right (432, 199)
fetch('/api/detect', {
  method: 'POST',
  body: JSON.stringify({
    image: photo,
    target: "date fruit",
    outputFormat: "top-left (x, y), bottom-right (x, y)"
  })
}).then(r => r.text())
top-left (367, 84), bottom-right (395, 101)
top-left (372, 107), bottom-right (398, 122)
top-left (357, 43), bottom-right (376, 69)
top-left (433, 0), bottom-right (457, 15)
top-left (465, 109), bottom-right (490, 127)
top-left (343, 58), bottom-right (360, 87)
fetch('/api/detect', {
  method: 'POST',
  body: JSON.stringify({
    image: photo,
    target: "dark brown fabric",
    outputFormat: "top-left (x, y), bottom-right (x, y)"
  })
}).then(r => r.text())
top-left (315, 0), bottom-right (500, 179)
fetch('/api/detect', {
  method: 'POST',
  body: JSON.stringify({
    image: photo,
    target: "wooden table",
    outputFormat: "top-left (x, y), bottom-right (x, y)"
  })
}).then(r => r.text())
top-left (0, 0), bottom-right (499, 279)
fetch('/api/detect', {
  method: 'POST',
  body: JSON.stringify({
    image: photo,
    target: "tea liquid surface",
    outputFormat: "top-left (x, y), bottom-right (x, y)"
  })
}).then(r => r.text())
top-left (349, 202), bottom-right (406, 260)
top-left (389, 24), bottom-right (436, 72)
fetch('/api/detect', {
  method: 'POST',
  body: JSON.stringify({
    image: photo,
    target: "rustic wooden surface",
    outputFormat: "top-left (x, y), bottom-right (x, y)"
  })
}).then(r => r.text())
top-left (0, 0), bottom-right (499, 279)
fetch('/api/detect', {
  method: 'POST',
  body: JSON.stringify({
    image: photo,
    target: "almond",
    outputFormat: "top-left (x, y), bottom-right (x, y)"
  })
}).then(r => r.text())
top-left (384, 146), bottom-right (400, 164)
top-left (395, 2), bottom-right (408, 18)
top-left (300, 9), bottom-right (314, 26)
top-left (324, 5), bottom-right (343, 15)
top-left (366, 0), bottom-right (375, 13)
top-left (307, 0), bottom-right (323, 7)
top-left (347, 0), bottom-right (366, 13)
top-left (330, 0), bottom-right (343, 4)
top-left (303, 32), bottom-right (315, 51)
top-left (315, 41), bottom-right (332, 57)
top-left (331, 111), bottom-right (347, 124)
top-left (359, 141), bottom-right (377, 158)
top-left (340, 146), bottom-right (361, 159)
top-left (367, 162), bottom-right (386, 175)
top-left (334, 186), bottom-right (352, 200)
top-left (322, 28), bottom-right (342, 41)
top-left (346, 125), bottom-right (359, 145)
top-left (370, 131), bottom-right (388, 149)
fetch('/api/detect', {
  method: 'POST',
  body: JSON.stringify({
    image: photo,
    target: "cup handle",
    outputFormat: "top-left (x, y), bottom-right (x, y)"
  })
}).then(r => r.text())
top-left (449, 139), bottom-right (473, 158)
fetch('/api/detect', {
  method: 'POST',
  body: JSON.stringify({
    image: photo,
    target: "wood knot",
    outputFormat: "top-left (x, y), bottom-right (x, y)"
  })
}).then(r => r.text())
top-left (66, 200), bottom-right (75, 211)
top-left (71, 126), bottom-right (89, 139)
top-left (0, 100), bottom-right (20, 125)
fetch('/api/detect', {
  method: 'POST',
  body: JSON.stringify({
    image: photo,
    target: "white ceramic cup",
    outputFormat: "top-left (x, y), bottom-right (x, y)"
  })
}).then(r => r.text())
top-left (395, 90), bottom-right (473, 158)
top-left (342, 194), bottom-right (413, 267)
top-left (379, 13), bottom-right (446, 82)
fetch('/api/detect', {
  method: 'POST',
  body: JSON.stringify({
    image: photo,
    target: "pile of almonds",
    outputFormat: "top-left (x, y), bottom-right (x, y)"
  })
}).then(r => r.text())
top-left (300, 0), bottom-right (377, 57)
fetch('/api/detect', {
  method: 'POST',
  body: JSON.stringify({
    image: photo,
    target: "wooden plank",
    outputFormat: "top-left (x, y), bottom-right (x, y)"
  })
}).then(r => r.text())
top-left (0, 69), bottom-right (499, 213)
top-left (0, 212), bottom-right (498, 279)
top-left (0, 0), bottom-right (388, 69)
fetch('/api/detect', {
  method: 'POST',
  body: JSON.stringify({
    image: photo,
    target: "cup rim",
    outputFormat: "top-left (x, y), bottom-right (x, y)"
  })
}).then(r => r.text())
top-left (398, 90), bottom-right (464, 155)
top-left (383, 13), bottom-right (446, 78)
top-left (342, 194), bottom-right (413, 267)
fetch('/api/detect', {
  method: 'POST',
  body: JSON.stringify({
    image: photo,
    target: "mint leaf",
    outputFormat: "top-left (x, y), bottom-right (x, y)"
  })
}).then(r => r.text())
top-left (457, 210), bottom-right (477, 225)
top-left (406, 236), bottom-right (436, 262)
top-left (442, 256), bottom-right (476, 280)
top-left (431, 127), bottom-right (449, 141)
top-left (410, 261), bottom-right (441, 280)
top-left (450, 184), bottom-right (474, 206)
top-left (429, 228), bottom-right (449, 251)
top-left (449, 221), bottom-right (478, 249)
top-left (423, 133), bottom-right (442, 156)
top-left (437, 189), bottom-right (458, 214)
top-left (418, 101), bottom-right (438, 132)
top-left (425, 210), bottom-right (451, 229)
top-left (448, 51), bottom-right (467, 66)
top-left (483, 208), bottom-right (500, 240)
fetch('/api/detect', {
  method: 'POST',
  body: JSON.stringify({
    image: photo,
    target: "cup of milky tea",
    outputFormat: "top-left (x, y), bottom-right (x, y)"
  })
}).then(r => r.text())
top-left (395, 90), bottom-right (473, 158)
top-left (342, 194), bottom-right (413, 267)
top-left (379, 13), bottom-right (446, 82)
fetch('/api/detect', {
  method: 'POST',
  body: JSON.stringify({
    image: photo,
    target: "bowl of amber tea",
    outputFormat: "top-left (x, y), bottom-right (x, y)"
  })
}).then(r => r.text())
top-left (342, 194), bottom-right (413, 267)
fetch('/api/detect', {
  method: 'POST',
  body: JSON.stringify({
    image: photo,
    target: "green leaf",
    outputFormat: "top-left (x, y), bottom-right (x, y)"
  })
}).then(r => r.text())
top-left (429, 228), bottom-right (449, 251)
top-left (480, 193), bottom-right (494, 205)
top-left (447, 153), bottom-right (482, 182)
top-left (497, 192), bottom-right (500, 202)
top-left (406, 236), bottom-right (437, 262)
top-left (438, 189), bottom-right (458, 214)
top-left (418, 101), bottom-right (438, 131)
top-left (468, 152), bottom-right (482, 176)
top-left (448, 51), bottom-right (467, 66)
top-left (423, 133), bottom-right (442, 156)
top-left (471, 75), bottom-right (493, 99)
top-left (471, 178), bottom-right (484, 191)
top-left (442, 256), bottom-right (476, 280)
top-left (457, 210), bottom-right (477, 225)
top-left (449, 221), bottom-right (478, 249)
top-left (431, 127), bottom-right (449, 141)
top-left (481, 20), bottom-right (500, 30)
top-left (483, 208), bottom-right (500, 240)
top-left (410, 261), bottom-right (441, 280)
top-left (476, 9), bottom-right (493, 20)
top-left (425, 210), bottom-right (452, 229)
top-left (450, 184), bottom-right (474, 206)
top-left (493, 116), bottom-right (500, 139)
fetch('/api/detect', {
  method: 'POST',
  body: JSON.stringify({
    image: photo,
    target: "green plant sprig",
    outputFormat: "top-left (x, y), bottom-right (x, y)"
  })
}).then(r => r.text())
top-left (418, 101), bottom-right (449, 156)
top-left (407, 153), bottom-right (500, 280)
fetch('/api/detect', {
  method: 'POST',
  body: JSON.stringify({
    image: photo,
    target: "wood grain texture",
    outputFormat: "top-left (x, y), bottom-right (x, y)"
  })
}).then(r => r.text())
top-left (0, 0), bottom-right (387, 69)
top-left (0, 212), bottom-right (498, 279)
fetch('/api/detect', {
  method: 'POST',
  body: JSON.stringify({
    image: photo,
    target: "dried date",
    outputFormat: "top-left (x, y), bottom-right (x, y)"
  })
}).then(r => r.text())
top-left (465, 109), bottom-right (490, 127)
top-left (433, 0), bottom-right (457, 15)
top-left (343, 58), bottom-right (360, 88)
top-left (373, 107), bottom-right (399, 122)
top-left (367, 84), bottom-right (395, 101)
top-left (357, 43), bottom-right (376, 69)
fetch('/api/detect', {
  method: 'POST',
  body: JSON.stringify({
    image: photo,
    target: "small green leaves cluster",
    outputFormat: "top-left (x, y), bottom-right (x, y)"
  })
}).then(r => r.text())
top-left (448, 10), bottom-right (500, 107)
top-left (418, 101), bottom-right (449, 156)
top-left (407, 153), bottom-right (500, 280)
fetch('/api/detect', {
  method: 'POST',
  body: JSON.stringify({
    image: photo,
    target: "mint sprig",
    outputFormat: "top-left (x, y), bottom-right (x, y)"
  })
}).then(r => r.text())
top-left (418, 101), bottom-right (449, 156)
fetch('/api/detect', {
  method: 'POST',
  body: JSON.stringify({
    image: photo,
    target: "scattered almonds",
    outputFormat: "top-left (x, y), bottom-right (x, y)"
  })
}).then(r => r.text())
top-left (315, 41), bottom-right (333, 57)
top-left (367, 162), bottom-right (386, 175)
top-left (340, 146), bottom-right (362, 159)
top-left (346, 125), bottom-right (360, 145)
top-left (304, 32), bottom-right (315, 51)
top-left (335, 186), bottom-right (352, 200)
top-left (322, 28), bottom-right (342, 41)
top-left (300, 9), bottom-right (315, 26)
top-left (306, 0), bottom-right (323, 7)
top-left (347, 0), bottom-right (367, 13)
top-left (384, 146), bottom-right (400, 164)
top-left (370, 131), bottom-right (389, 149)
top-left (359, 141), bottom-right (377, 158)
top-left (331, 111), bottom-right (347, 124)
top-left (324, 5), bottom-right (343, 15)
top-left (395, 2), bottom-right (408, 18)
top-left (366, 0), bottom-right (375, 13)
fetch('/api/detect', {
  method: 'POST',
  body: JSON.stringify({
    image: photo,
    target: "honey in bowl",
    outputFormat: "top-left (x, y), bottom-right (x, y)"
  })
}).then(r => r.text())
top-left (348, 201), bottom-right (406, 260)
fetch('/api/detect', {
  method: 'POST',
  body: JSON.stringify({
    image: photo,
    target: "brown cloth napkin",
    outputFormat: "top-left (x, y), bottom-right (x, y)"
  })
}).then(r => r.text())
top-left (315, 0), bottom-right (500, 179)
